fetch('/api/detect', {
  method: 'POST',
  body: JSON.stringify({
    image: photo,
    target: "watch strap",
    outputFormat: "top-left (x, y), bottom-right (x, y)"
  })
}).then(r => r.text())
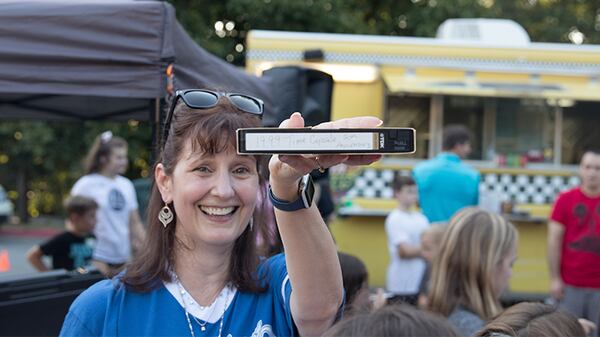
top-left (268, 175), bottom-right (313, 211)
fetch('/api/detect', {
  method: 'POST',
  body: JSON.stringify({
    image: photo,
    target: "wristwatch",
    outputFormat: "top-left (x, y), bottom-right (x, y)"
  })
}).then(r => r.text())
top-left (268, 174), bottom-right (315, 211)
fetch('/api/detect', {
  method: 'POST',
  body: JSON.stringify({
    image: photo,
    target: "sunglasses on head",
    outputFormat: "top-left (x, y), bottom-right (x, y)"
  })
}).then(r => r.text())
top-left (162, 89), bottom-right (264, 144)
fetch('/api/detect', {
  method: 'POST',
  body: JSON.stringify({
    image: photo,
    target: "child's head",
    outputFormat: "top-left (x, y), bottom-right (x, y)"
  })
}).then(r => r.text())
top-left (476, 302), bottom-right (585, 337)
top-left (65, 195), bottom-right (98, 234)
top-left (324, 304), bottom-right (462, 337)
top-left (428, 207), bottom-right (518, 320)
top-left (392, 174), bottom-right (418, 208)
top-left (420, 224), bottom-right (446, 263)
top-left (83, 131), bottom-right (129, 176)
top-left (338, 252), bottom-right (369, 315)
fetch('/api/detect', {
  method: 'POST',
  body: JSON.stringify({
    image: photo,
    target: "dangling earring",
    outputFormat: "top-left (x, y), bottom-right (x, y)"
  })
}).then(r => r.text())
top-left (249, 217), bottom-right (254, 231)
top-left (159, 203), bottom-right (174, 228)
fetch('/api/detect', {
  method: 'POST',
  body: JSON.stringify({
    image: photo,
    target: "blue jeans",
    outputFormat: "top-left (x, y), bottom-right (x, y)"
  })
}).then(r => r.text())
top-left (560, 285), bottom-right (600, 336)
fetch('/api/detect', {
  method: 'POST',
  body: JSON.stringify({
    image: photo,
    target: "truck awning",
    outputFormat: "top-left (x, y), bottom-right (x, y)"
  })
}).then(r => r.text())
top-left (381, 67), bottom-right (600, 101)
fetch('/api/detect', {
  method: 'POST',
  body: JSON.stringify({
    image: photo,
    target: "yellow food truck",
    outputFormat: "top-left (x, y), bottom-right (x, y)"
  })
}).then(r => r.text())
top-left (245, 20), bottom-right (600, 296)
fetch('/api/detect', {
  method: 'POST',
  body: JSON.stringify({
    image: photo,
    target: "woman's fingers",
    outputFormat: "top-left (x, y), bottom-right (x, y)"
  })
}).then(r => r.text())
top-left (279, 153), bottom-right (381, 174)
top-left (313, 154), bottom-right (381, 167)
top-left (311, 116), bottom-right (383, 167)
top-left (279, 154), bottom-right (349, 173)
top-left (271, 113), bottom-right (383, 180)
top-left (278, 155), bottom-right (320, 173)
top-left (312, 116), bottom-right (382, 129)
top-left (279, 112), bottom-right (304, 128)
top-left (344, 154), bottom-right (382, 166)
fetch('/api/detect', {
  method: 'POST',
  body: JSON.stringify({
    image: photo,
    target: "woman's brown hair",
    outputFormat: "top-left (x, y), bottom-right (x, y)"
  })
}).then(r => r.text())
top-left (122, 98), bottom-right (267, 292)
top-left (83, 132), bottom-right (128, 174)
top-left (427, 207), bottom-right (518, 320)
top-left (475, 302), bottom-right (585, 337)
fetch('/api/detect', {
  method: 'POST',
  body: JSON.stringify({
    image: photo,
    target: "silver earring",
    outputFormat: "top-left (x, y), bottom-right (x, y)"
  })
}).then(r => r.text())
top-left (159, 204), bottom-right (174, 228)
top-left (249, 217), bottom-right (254, 231)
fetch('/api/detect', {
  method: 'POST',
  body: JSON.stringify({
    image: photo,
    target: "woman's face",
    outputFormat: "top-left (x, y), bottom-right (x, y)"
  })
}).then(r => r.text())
top-left (168, 141), bottom-right (259, 247)
top-left (493, 244), bottom-right (517, 297)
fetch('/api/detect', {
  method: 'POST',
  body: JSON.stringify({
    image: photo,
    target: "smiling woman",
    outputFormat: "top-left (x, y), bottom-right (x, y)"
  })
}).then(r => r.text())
top-left (58, 89), bottom-right (382, 337)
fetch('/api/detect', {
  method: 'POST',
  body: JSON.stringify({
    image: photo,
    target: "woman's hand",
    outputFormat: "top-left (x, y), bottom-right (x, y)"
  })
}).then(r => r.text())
top-left (268, 112), bottom-right (382, 200)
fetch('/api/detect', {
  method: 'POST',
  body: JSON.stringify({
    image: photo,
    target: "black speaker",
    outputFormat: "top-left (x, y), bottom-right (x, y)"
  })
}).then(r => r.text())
top-left (262, 66), bottom-right (333, 128)
top-left (0, 269), bottom-right (105, 336)
top-left (261, 66), bottom-right (334, 181)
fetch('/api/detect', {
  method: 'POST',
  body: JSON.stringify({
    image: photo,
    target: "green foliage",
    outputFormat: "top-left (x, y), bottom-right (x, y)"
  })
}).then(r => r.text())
top-left (168, 0), bottom-right (599, 66)
top-left (0, 121), bottom-right (152, 217)
top-left (169, 0), bottom-right (377, 64)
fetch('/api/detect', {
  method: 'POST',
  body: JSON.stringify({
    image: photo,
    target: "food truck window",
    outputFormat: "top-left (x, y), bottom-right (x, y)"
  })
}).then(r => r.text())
top-left (562, 101), bottom-right (600, 164)
top-left (495, 98), bottom-right (555, 164)
top-left (443, 96), bottom-right (484, 160)
top-left (385, 94), bottom-right (430, 159)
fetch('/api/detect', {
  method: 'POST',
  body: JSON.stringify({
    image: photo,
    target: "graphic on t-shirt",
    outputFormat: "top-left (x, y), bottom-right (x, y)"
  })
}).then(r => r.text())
top-left (569, 202), bottom-right (600, 255)
top-left (247, 320), bottom-right (275, 337)
top-left (70, 240), bottom-right (94, 268)
top-left (108, 188), bottom-right (126, 211)
top-left (574, 204), bottom-right (587, 227)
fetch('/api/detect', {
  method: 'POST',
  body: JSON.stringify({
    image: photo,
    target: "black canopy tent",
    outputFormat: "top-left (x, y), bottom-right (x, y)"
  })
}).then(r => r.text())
top-left (0, 0), bottom-right (273, 122)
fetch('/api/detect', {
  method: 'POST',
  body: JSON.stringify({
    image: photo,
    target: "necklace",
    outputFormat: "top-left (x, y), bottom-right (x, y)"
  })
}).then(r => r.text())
top-left (191, 288), bottom-right (226, 331)
top-left (174, 274), bottom-right (229, 337)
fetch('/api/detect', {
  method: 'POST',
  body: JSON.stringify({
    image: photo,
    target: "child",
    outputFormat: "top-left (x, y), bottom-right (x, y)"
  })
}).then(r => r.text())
top-left (338, 251), bottom-right (370, 316)
top-left (26, 195), bottom-right (97, 271)
top-left (385, 174), bottom-right (429, 305)
top-left (417, 224), bottom-right (446, 308)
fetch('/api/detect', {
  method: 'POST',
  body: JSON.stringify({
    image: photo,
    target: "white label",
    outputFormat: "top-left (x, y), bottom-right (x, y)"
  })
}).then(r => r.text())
top-left (244, 132), bottom-right (377, 151)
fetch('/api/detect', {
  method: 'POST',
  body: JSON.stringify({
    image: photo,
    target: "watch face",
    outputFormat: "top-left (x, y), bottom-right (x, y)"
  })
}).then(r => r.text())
top-left (301, 174), bottom-right (315, 208)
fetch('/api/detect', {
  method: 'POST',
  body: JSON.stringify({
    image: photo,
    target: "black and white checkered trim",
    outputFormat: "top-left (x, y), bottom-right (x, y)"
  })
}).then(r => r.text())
top-left (479, 173), bottom-right (579, 204)
top-left (344, 168), bottom-right (579, 205)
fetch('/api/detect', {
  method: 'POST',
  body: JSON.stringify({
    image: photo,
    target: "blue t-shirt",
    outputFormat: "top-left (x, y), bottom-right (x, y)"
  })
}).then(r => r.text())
top-left (413, 152), bottom-right (480, 223)
top-left (59, 254), bottom-right (295, 337)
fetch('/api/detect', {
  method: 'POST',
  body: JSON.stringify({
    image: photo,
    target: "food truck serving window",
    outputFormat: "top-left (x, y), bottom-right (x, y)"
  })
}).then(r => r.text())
top-left (495, 98), bottom-right (556, 164)
top-left (384, 94), bottom-right (566, 165)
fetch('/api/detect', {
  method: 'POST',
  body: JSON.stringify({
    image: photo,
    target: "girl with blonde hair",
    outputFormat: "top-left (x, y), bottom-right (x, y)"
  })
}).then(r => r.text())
top-left (427, 207), bottom-right (518, 337)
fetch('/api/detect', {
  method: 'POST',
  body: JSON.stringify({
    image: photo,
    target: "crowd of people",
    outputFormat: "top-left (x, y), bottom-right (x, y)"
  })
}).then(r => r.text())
top-left (20, 87), bottom-right (600, 336)
top-left (378, 126), bottom-right (600, 336)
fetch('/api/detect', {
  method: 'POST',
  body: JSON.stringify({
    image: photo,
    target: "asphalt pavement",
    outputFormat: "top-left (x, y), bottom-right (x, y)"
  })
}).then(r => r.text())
top-left (0, 228), bottom-right (58, 278)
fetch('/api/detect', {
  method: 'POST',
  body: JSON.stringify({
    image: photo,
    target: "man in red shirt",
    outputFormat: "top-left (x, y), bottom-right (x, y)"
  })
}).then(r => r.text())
top-left (548, 149), bottom-right (600, 329)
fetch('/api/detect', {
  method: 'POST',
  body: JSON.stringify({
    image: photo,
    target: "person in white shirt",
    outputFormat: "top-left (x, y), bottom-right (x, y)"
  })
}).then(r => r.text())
top-left (385, 175), bottom-right (429, 305)
top-left (71, 131), bottom-right (145, 277)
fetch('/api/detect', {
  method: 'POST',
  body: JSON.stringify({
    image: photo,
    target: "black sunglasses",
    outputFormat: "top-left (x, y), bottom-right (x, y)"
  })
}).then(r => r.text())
top-left (162, 89), bottom-right (264, 144)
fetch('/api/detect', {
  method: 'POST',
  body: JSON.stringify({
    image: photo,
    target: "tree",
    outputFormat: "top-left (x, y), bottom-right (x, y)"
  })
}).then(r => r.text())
top-left (0, 121), bottom-right (151, 220)
top-left (169, 0), bottom-right (375, 65)
top-left (168, 0), bottom-right (599, 66)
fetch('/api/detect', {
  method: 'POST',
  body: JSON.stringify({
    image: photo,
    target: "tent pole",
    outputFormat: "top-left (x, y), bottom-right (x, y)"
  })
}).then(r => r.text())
top-left (150, 98), bottom-right (162, 165)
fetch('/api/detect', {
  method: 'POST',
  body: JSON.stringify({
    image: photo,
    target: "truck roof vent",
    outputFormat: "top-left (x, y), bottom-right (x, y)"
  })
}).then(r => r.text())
top-left (436, 18), bottom-right (531, 47)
